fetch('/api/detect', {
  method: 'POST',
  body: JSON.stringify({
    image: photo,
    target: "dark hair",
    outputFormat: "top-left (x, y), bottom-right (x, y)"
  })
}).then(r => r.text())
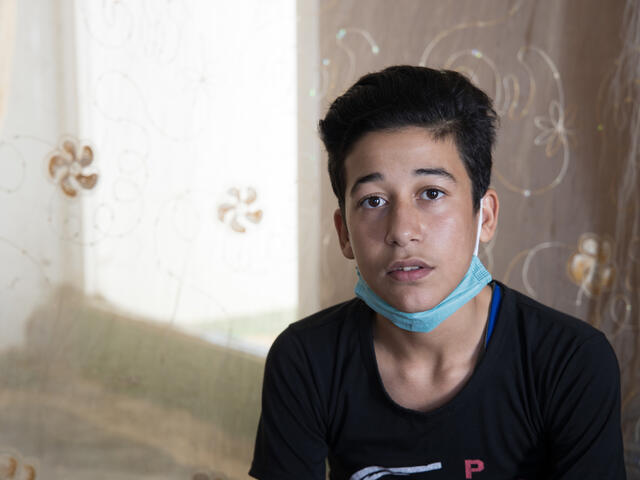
top-left (318, 65), bottom-right (498, 213)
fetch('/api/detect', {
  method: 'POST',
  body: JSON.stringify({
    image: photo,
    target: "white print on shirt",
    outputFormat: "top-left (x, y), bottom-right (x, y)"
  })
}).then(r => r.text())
top-left (349, 460), bottom-right (487, 479)
top-left (349, 462), bottom-right (442, 480)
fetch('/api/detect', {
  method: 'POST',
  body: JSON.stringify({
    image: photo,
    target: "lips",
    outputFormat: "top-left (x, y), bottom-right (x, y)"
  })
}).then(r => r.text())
top-left (386, 259), bottom-right (433, 282)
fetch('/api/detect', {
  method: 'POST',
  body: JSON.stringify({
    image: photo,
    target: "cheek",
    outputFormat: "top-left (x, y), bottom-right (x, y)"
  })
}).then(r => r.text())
top-left (348, 226), bottom-right (385, 267)
top-left (348, 215), bottom-right (386, 244)
top-left (427, 212), bottom-right (476, 257)
top-left (429, 212), bottom-right (464, 240)
top-left (350, 232), bottom-right (380, 261)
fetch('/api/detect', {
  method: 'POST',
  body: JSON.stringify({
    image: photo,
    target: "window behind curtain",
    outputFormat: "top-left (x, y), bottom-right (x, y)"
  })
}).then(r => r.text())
top-left (73, 1), bottom-right (298, 355)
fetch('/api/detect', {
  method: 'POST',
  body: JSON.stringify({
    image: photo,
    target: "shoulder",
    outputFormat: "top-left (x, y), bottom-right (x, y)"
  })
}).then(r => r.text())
top-left (496, 281), bottom-right (610, 350)
top-left (272, 297), bottom-right (364, 349)
top-left (495, 284), bottom-right (625, 476)
top-left (266, 298), bottom-right (368, 374)
top-left (260, 298), bottom-right (370, 429)
top-left (288, 297), bottom-right (365, 335)
top-left (494, 281), bottom-right (620, 412)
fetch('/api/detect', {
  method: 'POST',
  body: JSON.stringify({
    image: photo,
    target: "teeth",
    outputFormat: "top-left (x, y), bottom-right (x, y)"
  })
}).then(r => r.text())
top-left (401, 266), bottom-right (420, 271)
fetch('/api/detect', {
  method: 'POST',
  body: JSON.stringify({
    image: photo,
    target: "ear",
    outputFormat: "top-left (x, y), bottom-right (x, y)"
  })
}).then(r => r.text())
top-left (333, 208), bottom-right (354, 259)
top-left (479, 188), bottom-right (499, 243)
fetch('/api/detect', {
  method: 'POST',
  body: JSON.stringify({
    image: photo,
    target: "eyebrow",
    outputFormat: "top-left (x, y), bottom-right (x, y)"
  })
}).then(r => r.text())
top-left (349, 167), bottom-right (456, 196)
top-left (415, 167), bottom-right (456, 182)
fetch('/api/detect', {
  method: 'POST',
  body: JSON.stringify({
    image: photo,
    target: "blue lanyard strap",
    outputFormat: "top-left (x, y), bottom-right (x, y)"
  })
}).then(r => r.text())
top-left (484, 284), bottom-right (502, 349)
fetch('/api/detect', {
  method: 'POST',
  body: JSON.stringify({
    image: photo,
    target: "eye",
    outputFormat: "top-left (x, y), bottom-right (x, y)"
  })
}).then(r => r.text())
top-left (421, 188), bottom-right (445, 201)
top-left (361, 196), bottom-right (387, 209)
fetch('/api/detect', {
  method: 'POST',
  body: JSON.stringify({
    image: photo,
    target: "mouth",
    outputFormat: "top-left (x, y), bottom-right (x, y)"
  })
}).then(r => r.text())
top-left (386, 259), bottom-right (433, 282)
top-left (387, 259), bottom-right (431, 272)
top-left (391, 266), bottom-right (423, 272)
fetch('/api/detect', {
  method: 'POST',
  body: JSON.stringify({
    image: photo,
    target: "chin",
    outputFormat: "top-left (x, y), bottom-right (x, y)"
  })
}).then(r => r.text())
top-left (388, 295), bottom-right (441, 314)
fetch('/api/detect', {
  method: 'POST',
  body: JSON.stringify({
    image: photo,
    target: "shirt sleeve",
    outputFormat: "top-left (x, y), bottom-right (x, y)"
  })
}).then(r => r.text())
top-left (249, 328), bottom-right (328, 480)
top-left (543, 332), bottom-right (626, 479)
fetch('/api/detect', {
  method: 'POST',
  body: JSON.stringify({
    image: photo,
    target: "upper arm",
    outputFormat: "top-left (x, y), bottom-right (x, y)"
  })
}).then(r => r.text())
top-left (250, 329), bottom-right (328, 480)
top-left (544, 333), bottom-right (625, 479)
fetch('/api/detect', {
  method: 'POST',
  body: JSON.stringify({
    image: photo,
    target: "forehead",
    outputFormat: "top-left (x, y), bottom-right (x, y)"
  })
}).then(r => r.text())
top-left (344, 127), bottom-right (469, 188)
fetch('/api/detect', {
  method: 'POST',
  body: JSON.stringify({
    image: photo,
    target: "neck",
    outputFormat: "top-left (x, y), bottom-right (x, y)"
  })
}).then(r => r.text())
top-left (373, 284), bottom-right (493, 364)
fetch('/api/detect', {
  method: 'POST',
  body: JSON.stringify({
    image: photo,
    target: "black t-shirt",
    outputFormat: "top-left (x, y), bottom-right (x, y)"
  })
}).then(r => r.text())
top-left (250, 281), bottom-right (625, 479)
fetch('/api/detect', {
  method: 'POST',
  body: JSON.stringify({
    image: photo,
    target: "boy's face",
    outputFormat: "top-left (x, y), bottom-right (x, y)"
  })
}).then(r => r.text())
top-left (334, 126), bottom-right (497, 313)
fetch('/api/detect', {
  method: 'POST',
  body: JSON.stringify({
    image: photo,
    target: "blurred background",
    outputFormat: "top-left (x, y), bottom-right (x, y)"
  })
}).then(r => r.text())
top-left (0, 0), bottom-right (638, 478)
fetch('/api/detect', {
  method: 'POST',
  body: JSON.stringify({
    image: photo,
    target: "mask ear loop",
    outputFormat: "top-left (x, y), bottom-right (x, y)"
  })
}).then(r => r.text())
top-left (473, 198), bottom-right (484, 256)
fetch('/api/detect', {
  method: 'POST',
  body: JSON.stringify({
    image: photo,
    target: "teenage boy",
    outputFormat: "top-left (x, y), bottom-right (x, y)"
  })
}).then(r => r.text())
top-left (250, 66), bottom-right (625, 479)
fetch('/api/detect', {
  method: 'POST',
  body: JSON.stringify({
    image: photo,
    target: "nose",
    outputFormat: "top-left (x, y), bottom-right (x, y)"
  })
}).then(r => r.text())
top-left (384, 199), bottom-right (423, 247)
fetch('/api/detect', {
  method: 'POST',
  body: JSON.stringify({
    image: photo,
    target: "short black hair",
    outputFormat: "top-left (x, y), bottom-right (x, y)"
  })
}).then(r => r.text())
top-left (318, 65), bottom-right (498, 213)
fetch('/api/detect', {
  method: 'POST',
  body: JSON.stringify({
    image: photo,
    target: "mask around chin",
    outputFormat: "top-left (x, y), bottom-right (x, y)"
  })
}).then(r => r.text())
top-left (354, 255), bottom-right (492, 333)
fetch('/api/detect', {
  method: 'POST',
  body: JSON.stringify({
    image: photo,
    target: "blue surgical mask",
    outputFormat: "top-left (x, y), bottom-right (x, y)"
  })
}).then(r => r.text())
top-left (354, 200), bottom-right (491, 333)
